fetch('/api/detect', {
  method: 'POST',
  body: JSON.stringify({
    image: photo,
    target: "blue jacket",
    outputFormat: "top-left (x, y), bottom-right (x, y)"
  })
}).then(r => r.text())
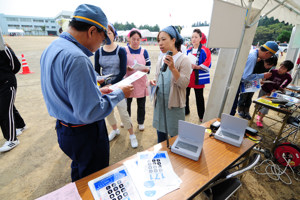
top-left (40, 32), bottom-right (124, 124)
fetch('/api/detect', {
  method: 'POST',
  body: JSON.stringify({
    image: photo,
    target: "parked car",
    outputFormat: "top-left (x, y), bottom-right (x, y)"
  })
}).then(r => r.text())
top-left (279, 43), bottom-right (289, 53)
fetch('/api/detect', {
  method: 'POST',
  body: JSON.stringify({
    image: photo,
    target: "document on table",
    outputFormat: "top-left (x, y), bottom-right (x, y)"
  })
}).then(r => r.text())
top-left (109, 71), bottom-right (146, 90)
top-left (124, 151), bottom-right (182, 200)
top-left (36, 182), bottom-right (81, 200)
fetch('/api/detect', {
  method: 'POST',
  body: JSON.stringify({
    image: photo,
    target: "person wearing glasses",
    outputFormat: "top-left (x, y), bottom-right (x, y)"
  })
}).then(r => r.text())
top-left (40, 4), bottom-right (133, 181)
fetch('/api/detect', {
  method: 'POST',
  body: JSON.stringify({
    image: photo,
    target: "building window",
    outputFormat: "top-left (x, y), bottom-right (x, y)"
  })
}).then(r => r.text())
top-left (21, 25), bottom-right (33, 28)
top-left (51, 26), bottom-right (56, 28)
top-left (20, 18), bottom-right (32, 22)
top-left (6, 17), bottom-right (19, 22)
top-left (33, 19), bottom-right (44, 23)
top-left (8, 24), bottom-right (20, 28)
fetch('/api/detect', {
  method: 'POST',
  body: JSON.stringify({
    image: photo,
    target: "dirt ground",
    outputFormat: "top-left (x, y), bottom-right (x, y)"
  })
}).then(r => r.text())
top-left (0, 36), bottom-right (299, 200)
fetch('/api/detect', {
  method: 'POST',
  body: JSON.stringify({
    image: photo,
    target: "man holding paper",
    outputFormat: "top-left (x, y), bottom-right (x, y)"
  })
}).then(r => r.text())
top-left (40, 4), bottom-right (133, 181)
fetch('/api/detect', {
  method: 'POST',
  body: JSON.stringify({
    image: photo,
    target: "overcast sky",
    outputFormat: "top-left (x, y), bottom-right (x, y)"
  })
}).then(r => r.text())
top-left (0, 0), bottom-right (213, 28)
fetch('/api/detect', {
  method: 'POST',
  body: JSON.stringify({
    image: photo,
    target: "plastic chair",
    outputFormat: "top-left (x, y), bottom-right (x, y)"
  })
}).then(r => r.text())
top-left (202, 153), bottom-right (261, 200)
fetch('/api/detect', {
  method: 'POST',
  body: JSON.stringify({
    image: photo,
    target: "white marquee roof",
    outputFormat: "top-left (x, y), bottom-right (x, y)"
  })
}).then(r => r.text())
top-left (227, 0), bottom-right (300, 25)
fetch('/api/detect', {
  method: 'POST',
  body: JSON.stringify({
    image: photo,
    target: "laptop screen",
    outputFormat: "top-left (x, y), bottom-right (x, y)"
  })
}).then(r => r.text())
top-left (220, 113), bottom-right (248, 136)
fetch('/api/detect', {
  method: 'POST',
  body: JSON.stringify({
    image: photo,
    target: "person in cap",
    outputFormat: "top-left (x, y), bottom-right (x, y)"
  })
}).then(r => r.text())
top-left (124, 28), bottom-right (151, 131)
top-left (150, 26), bottom-right (192, 143)
top-left (185, 28), bottom-right (211, 122)
top-left (94, 23), bottom-right (138, 148)
top-left (40, 4), bottom-right (133, 182)
top-left (230, 41), bottom-right (279, 118)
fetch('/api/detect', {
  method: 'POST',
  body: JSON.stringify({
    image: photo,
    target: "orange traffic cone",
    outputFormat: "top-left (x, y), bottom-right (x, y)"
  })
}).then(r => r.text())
top-left (19, 54), bottom-right (34, 74)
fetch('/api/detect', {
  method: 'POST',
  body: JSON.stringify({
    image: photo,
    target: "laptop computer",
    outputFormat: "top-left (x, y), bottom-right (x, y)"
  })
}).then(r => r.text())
top-left (171, 120), bottom-right (206, 161)
top-left (214, 113), bottom-right (248, 147)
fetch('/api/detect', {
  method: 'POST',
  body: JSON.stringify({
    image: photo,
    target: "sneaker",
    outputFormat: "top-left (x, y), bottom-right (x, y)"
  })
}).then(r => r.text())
top-left (256, 121), bottom-right (263, 128)
top-left (0, 140), bottom-right (20, 152)
top-left (244, 113), bottom-right (251, 120)
top-left (138, 124), bottom-right (145, 131)
top-left (120, 123), bottom-right (124, 128)
top-left (129, 134), bottom-right (138, 148)
top-left (16, 126), bottom-right (27, 137)
top-left (257, 115), bottom-right (263, 122)
top-left (108, 129), bottom-right (120, 141)
top-left (238, 111), bottom-right (246, 118)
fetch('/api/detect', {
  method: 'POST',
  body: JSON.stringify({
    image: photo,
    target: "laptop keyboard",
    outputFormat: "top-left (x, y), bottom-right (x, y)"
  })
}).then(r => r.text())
top-left (175, 141), bottom-right (198, 153)
top-left (220, 130), bottom-right (240, 140)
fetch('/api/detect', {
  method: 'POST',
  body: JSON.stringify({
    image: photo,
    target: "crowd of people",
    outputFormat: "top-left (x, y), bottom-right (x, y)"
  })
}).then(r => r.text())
top-left (0, 3), bottom-right (297, 183)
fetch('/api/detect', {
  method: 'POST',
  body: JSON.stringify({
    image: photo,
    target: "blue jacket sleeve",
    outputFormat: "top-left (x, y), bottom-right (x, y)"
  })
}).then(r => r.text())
top-left (66, 57), bottom-right (124, 124)
top-left (242, 50), bottom-right (264, 81)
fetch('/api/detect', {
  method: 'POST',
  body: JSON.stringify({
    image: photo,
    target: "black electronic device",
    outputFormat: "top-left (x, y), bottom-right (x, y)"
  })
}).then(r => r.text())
top-left (210, 121), bottom-right (220, 133)
top-left (245, 126), bottom-right (258, 136)
top-left (161, 51), bottom-right (173, 72)
top-left (271, 98), bottom-right (289, 104)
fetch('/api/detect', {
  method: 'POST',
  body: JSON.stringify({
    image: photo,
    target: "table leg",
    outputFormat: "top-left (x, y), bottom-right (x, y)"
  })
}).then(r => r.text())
top-left (249, 105), bottom-right (259, 126)
top-left (272, 114), bottom-right (290, 151)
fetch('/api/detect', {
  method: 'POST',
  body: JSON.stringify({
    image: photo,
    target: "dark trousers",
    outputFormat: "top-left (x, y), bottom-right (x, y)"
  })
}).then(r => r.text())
top-left (230, 85), bottom-right (241, 116)
top-left (157, 130), bottom-right (168, 143)
top-left (126, 97), bottom-right (146, 124)
top-left (56, 119), bottom-right (109, 182)
top-left (0, 83), bottom-right (24, 141)
top-left (14, 106), bottom-right (25, 129)
top-left (238, 92), bottom-right (255, 109)
top-left (185, 87), bottom-right (205, 119)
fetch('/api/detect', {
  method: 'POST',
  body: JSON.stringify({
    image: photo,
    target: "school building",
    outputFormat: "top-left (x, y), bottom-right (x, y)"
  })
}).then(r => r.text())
top-left (0, 11), bottom-right (72, 36)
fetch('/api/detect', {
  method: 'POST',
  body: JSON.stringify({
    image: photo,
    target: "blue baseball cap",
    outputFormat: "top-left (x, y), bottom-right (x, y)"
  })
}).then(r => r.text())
top-left (262, 41), bottom-right (279, 54)
top-left (73, 4), bottom-right (111, 45)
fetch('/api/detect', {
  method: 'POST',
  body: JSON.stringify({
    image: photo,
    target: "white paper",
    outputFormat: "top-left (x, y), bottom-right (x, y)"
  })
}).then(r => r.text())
top-left (36, 182), bottom-right (81, 200)
top-left (97, 74), bottom-right (113, 81)
top-left (109, 71), bottom-right (146, 90)
top-left (149, 85), bottom-right (157, 102)
top-left (187, 53), bottom-right (197, 65)
top-left (124, 151), bottom-right (181, 200)
top-left (132, 63), bottom-right (149, 71)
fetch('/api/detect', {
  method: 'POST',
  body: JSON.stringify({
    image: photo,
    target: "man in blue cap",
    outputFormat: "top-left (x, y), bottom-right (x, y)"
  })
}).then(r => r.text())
top-left (40, 4), bottom-right (133, 182)
top-left (231, 41), bottom-right (279, 118)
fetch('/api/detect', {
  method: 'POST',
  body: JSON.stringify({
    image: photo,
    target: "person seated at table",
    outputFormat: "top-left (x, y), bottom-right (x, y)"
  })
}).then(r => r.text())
top-left (256, 60), bottom-right (294, 127)
top-left (238, 56), bottom-right (278, 120)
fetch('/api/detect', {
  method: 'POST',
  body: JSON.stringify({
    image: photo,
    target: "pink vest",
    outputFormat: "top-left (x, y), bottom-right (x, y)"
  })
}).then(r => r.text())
top-left (124, 46), bottom-right (149, 98)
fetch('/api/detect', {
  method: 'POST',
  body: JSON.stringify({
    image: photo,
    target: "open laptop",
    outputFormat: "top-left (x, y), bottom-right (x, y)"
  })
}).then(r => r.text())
top-left (171, 120), bottom-right (205, 161)
top-left (214, 113), bottom-right (248, 147)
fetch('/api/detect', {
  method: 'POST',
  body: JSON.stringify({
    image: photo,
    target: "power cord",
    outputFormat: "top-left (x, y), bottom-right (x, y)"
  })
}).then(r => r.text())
top-left (254, 153), bottom-right (300, 184)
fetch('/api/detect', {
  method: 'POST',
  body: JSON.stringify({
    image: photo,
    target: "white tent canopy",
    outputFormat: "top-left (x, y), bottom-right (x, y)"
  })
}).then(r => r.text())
top-left (227, 0), bottom-right (300, 25)
top-left (8, 29), bottom-right (24, 33)
top-left (203, 0), bottom-right (300, 121)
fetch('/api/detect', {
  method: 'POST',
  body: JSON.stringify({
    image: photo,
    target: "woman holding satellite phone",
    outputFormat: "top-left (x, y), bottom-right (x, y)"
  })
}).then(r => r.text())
top-left (150, 26), bottom-right (192, 143)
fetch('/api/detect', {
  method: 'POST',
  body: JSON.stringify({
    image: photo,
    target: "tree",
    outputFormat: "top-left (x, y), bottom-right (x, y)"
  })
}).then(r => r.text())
top-left (253, 16), bottom-right (293, 45)
top-left (277, 30), bottom-right (291, 43)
